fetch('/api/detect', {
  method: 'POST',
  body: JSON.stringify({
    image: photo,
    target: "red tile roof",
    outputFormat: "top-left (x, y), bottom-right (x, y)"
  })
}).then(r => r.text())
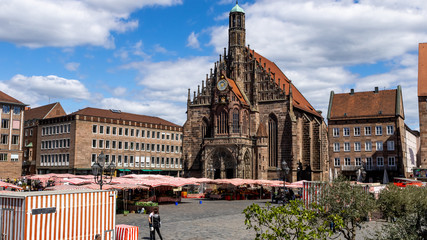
top-left (71, 107), bottom-right (181, 128)
top-left (329, 89), bottom-right (398, 120)
top-left (24, 103), bottom-right (60, 121)
top-left (225, 76), bottom-right (247, 104)
top-left (251, 50), bottom-right (320, 117)
top-left (418, 43), bottom-right (427, 96)
top-left (0, 91), bottom-right (24, 105)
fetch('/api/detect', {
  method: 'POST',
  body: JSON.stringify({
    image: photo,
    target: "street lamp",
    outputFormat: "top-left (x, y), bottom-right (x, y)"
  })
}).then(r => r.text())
top-left (282, 160), bottom-right (290, 204)
top-left (92, 151), bottom-right (115, 190)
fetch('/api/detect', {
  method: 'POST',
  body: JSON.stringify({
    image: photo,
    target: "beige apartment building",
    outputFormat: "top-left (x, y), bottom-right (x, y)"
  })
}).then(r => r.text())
top-left (0, 91), bottom-right (26, 179)
top-left (37, 107), bottom-right (183, 176)
top-left (327, 87), bottom-right (406, 183)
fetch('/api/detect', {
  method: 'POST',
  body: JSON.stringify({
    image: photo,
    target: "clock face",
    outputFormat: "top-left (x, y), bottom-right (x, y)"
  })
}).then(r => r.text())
top-left (217, 79), bottom-right (228, 91)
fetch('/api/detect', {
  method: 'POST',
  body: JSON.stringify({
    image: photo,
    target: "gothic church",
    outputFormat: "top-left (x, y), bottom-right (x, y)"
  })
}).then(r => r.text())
top-left (183, 3), bottom-right (329, 181)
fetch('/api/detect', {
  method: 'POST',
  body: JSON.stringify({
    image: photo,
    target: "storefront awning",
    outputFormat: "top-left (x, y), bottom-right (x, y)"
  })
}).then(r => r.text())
top-left (142, 169), bottom-right (162, 172)
top-left (118, 169), bottom-right (131, 172)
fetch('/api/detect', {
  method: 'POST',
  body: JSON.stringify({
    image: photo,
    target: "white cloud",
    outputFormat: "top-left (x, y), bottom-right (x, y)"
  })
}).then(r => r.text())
top-left (208, 0), bottom-right (427, 129)
top-left (0, 0), bottom-right (182, 48)
top-left (187, 32), bottom-right (201, 49)
top-left (112, 87), bottom-right (127, 97)
top-left (65, 62), bottom-right (80, 71)
top-left (0, 74), bottom-right (90, 106)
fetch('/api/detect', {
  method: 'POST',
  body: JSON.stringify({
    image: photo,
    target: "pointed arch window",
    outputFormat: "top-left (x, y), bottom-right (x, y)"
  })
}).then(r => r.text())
top-left (217, 110), bottom-right (229, 134)
top-left (202, 118), bottom-right (209, 138)
top-left (232, 109), bottom-right (240, 133)
top-left (268, 114), bottom-right (278, 167)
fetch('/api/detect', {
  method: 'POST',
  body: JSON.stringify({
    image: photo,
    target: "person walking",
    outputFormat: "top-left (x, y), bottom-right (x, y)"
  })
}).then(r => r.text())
top-left (148, 210), bottom-right (155, 240)
top-left (150, 208), bottom-right (163, 240)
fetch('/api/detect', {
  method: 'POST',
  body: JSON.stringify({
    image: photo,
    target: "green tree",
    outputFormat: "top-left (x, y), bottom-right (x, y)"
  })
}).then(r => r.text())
top-left (243, 200), bottom-right (343, 240)
top-left (374, 185), bottom-right (427, 240)
top-left (318, 177), bottom-right (376, 240)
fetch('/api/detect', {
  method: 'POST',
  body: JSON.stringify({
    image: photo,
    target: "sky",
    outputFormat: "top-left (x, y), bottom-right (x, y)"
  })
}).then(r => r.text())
top-left (0, 0), bottom-right (426, 130)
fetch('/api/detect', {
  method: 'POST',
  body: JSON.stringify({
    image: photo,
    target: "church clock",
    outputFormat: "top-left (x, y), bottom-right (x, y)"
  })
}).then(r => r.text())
top-left (217, 79), bottom-right (228, 91)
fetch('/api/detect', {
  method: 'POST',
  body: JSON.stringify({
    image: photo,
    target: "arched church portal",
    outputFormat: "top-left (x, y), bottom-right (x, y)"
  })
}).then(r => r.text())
top-left (211, 148), bottom-right (236, 179)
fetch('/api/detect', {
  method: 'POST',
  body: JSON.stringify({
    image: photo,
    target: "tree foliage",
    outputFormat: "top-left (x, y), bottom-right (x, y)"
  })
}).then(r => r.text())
top-left (374, 185), bottom-right (427, 240)
top-left (243, 200), bottom-right (343, 240)
top-left (317, 177), bottom-right (376, 240)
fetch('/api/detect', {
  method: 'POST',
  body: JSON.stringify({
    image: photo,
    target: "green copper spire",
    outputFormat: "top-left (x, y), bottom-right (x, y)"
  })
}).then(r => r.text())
top-left (231, 1), bottom-right (245, 13)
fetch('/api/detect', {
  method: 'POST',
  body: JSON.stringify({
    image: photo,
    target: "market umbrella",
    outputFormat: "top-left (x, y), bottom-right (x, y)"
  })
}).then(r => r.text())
top-left (383, 168), bottom-right (389, 184)
top-left (0, 181), bottom-right (23, 191)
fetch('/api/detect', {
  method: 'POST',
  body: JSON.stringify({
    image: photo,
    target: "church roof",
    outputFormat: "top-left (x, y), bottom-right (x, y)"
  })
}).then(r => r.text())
top-left (231, 3), bottom-right (245, 13)
top-left (225, 76), bottom-right (247, 105)
top-left (251, 50), bottom-right (321, 118)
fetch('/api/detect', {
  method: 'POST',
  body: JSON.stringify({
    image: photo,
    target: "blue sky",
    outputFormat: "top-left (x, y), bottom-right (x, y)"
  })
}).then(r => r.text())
top-left (0, 0), bottom-right (426, 130)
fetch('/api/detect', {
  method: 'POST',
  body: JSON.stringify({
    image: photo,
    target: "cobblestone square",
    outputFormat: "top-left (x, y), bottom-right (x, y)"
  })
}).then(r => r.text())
top-left (116, 198), bottom-right (382, 240)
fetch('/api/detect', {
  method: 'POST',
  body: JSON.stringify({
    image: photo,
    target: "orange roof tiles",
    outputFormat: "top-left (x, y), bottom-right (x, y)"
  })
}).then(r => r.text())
top-left (24, 102), bottom-right (61, 121)
top-left (71, 107), bottom-right (181, 128)
top-left (329, 89), bottom-right (397, 120)
top-left (225, 76), bottom-right (247, 104)
top-left (0, 90), bottom-right (24, 105)
top-left (251, 50), bottom-right (320, 117)
top-left (418, 43), bottom-right (427, 96)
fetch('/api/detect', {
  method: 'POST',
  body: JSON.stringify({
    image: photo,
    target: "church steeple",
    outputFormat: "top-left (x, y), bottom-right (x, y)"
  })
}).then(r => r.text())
top-left (228, 1), bottom-right (245, 50)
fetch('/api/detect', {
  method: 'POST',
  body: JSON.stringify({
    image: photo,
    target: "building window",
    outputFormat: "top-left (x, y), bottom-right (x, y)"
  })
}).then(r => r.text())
top-left (0, 153), bottom-right (7, 161)
top-left (12, 135), bottom-right (19, 145)
top-left (106, 126), bottom-right (110, 134)
top-left (152, 131), bottom-right (156, 138)
top-left (162, 132), bottom-right (165, 139)
top-left (388, 156), bottom-right (396, 166)
top-left (334, 158), bottom-right (340, 166)
top-left (344, 157), bottom-right (351, 166)
top-left (377, 157), bottom-right (384, 166)
top-left (91, 154), bottom-right (97, 165)
top-left (125, 128), bottom-right (129, 136)
top-left (333, 128), bottom-right (339, 137)
top-left (344, 142), bottom-right (350, 152)
top-left (112, 141), bottom-right (116, 149)
top-left (166, 134), bottom-right (170, 140)
top-left (124, 142), bottom-right (129, 150)
top-left (1, 119), bottom-right (9, 129)
top-left (1, 134), bottom-right (8, 145)
top-left (11, 154), bottom-right (18, 162)
top-left (92, 139), bottom-right (97, 148)
top-left (157, 144), bottom-right (160, 152)
top-left (105, 140), bottom-right (110, 149)
top-left (366, 157), bottom-right (373, 170)
top-left (146, 144), bottom-right (150, 152)
top-left (387, 125), bottom-right (394, 135)
top-left (375, 126), bottom-right (382, 135)
top-left (354, 142), bottom-right (361, 152)
top-left (136, 129), bottom-right (139, 137)
top-left (387, 141), bottom-right (395, 151)
top-left (152, 144), bottom-right (155, 151)
top-left (119, 128), bottom-right (123, 136)
top-left (217, 111), bottom-right (229, 134)
top-left (333, 143), bottom-right (340, 152)
top-left (99, 126), bottom-right (104, 134)
top-left (141, 143), bottom-right (145, 151)
top-left (147, 130), bottom-right (150, 138)
top-left (376, 141), bottom-right (383, 151)
top-left (136, 143), bottom-right (140, 151)
top-left (268, 114), bottom-right (278, 167)
top-left (131, 129), bottom-right (134, 137)
top-left (157, 132), bottom-right (160, 139)
top-left (355, 157), bottom-right (362, 166)
top-left (365, 141), bottom-right (372, 151)
top-left (130, 142), bottom-right (134, 150)
top-left (2, 105), bottom-right (10, 114)
top-left (354, 127), bottom-right (360, 136)
top-left (142, 130), bottom-right (145, 138)
top-left (92, 125), bottom-right (97, 134)
top-left (161, 144), bottom-right (165, 152)
top-left (112, 127), bottom-right (117, 135)
top-left (232, 109), bottom-right (240, 133)
top-left (118, 141), bottom-right (123, 150)
top-left (170, 145), bottom-right (174, 153)
top-left (364, 126), bottom-right (371, 136)
top-left (343, 128), bottom-right (350, 136)
top-left (13, 106), bottom-right (21, 115)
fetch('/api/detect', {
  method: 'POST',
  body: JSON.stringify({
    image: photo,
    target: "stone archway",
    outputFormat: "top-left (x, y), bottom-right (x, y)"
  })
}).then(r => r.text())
top-left (211, 147), bottom-right (236, 179)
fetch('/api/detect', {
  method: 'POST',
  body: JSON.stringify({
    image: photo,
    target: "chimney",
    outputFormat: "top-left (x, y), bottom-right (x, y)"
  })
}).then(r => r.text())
top-left (374, 87), bottom-right (379, 93)
top-left (350, 89), bottom-right (354, 95)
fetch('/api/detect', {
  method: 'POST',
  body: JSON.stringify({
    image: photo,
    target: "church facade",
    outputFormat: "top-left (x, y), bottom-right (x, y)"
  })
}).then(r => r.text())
top-left (183, 3), bottom-right (329, 181)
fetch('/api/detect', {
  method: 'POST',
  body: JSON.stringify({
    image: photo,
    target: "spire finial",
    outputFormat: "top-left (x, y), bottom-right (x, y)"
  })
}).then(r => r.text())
top-left (236, 0), bottom-right (238, 4)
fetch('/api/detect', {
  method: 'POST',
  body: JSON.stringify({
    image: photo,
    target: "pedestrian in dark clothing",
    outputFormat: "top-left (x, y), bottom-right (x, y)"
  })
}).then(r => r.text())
top-left (148, 210), bottom-right (154, 240)
top-left (150, 208), bottom-right (163, 240)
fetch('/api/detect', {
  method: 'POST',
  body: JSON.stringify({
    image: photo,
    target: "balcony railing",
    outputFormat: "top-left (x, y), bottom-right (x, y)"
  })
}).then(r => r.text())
top-left (341, 165), bottom-right (362, 171)
top-left (365, 165), bottom-right (397, 171)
